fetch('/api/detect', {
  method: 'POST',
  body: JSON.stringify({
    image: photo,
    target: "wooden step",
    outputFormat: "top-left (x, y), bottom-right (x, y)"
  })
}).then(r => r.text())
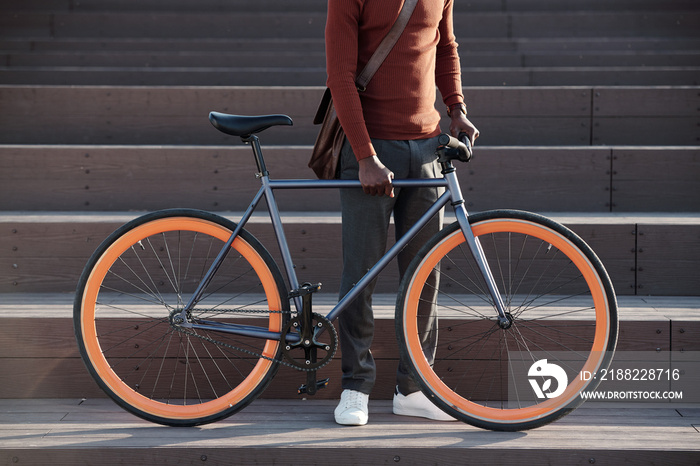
top-left (3, 37), bottom-right (698, 54)
top-left (0, 399), bottom-right (698, 464)
top-left (3, 11), bottom-right (698, 40)
top-left (1, 0), bottom-right (697, 13)
top-left (5, 49), bottom-right (699, 69)
top-left (2, 145), bottom-right (698, 213)
top-left (1, 86), bottom-right (698, 146)
top-left (0, 293), bottom-right (698, 400)
top-left (3, 66), bottom-right (697, 87)
top-left (2, 212), bottom-right (700, 295)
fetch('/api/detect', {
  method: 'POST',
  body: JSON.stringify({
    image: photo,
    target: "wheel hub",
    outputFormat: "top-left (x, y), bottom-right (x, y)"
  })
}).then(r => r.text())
top-left (498, 311), bottom-right (515, 329)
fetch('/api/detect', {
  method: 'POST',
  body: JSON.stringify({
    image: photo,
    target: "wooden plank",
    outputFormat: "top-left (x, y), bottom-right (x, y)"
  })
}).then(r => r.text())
top-left (5, 0), bottom-right (330, 13)
top-left (0, 295), bottom-right (695, 399)
top-left (0, 146), bottom-right (338, 211)
top-left (511, 67), bottom-right (700, 87)
top-left (593, 87), bottom-right (699, 116)
top-left (593, 117), bottom-right (700, 145)
top-left (1, 12), bottom-right (509, 40)
top-left (0, 397), bottom-right (698, 462)
top-left (563, 223), bottom-right (636, 295)
top-left (462, 147), bottom-right (611, 212)
top-left (0, 86), bottom-right (590, 146)
top-left (0, 318), bottom-right (77, 359)
top-left (3, 37), bottom-right (698, 54)
top-left (0, 145), bottom-right (626, 213)
top-left (0, 86), bottom-right (321, 146)
top-left (592, 87), bottom-right (700, 145)
top-left (3, 447), bottom-right (698, 466)
top-left (501, 0), bottom-right (699, 11)
top-left (2, 66), bottom-right (698, 87)
top-left (1, 86), bottom-right (697, 146)
top-left (0, 37), bottom-right (328, 53)
top-left (611, 147), bottom-right (700, 212)
top-left (0, 354), bottom-right (393, 400)
top-left (618, 322), bottom-right (671, 352)
top-left (2, 0), bottom-right (696, 13)
top-left (18, 12), bottom-right (328, 40)
top-left (1, 214), bottom-right (697, 294)
top-left (463, 87), bottom-right (592, 117)
top-left (3, 50), bottom-right (327, 68)
top-left (5, 10), bottom-right (698, 40)
top-left (672, 321), bottom-right (700, 352)
top-left (10, 314), bottom-right (646, 359)
top-left (523, 51), bottom-right (700, 68)
top-left (16, 137), bottom-right (699, 219)
top-left (0, 321), bottom-right (674, 399)
top-left (3, 66), bottom-right (698, 87)
top-left (9, 50), bottom-right (700, 70)
top-left (457, 116), bottom-right (590, 145)
top-left (636, 224), bottom-right (700, 296)
top-left (511, 11), bottom-right (700, 38)
top-left (0, 358), bottom-right (104, 399)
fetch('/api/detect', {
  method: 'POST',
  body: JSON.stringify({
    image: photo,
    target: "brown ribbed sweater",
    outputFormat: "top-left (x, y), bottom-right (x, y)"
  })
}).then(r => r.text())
top-left (325, 0), bottom-right (464, 161)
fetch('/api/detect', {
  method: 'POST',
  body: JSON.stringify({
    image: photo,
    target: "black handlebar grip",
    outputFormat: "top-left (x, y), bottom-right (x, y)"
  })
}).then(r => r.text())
top-left (438, 132), bottom-right (472, 162)
top-left (438, 133), bottom-right (460, 149)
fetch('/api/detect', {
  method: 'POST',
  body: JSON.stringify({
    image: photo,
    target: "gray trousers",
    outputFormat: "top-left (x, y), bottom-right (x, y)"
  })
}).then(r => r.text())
top-left (338, 136), bottom-right (443, 395)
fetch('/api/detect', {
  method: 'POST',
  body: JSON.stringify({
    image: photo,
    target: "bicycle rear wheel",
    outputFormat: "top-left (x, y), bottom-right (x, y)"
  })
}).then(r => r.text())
top-left (396, 210), bottom-right (617, 431)
top-left (74, 209), bottom-right (288, 426)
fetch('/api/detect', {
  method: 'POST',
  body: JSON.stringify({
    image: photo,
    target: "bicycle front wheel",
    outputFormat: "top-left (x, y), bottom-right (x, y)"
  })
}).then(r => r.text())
top-left (74, 209), bottom-right (289, 426)
top-left (397, 210), bottom-right (617, 431)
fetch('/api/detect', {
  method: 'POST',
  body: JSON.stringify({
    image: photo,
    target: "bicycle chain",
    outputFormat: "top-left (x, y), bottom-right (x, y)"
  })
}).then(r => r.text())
top-left (172, 307), bottom-right (332, 372)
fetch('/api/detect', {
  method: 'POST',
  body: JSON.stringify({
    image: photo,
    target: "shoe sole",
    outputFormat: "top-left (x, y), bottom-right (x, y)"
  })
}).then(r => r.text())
top-left (393, 403), bottom-right (457, 422)
top-left (335, 416), bottom-right (368, 426)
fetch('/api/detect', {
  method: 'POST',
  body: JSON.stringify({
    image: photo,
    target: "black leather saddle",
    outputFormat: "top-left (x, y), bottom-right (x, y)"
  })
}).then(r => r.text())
top-left (209, 112), bottom-right (293, 138)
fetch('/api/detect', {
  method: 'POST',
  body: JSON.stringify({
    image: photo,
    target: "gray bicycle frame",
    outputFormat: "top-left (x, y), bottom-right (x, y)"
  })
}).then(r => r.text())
top-left (177, 135), bottom-right (509, 340)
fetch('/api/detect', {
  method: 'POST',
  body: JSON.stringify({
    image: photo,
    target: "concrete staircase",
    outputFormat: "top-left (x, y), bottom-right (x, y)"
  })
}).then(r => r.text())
top-left (1, 0), bottom-right (699, 401)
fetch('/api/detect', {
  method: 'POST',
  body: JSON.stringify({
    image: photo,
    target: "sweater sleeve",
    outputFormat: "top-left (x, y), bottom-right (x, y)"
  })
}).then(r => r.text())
top-left (435, 0), bottom-right (464, 108)
top-left (325, 0), bottom-right (376, 160)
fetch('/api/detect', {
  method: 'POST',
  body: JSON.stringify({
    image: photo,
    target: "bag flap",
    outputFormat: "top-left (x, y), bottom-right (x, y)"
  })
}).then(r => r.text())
top-left (313, 88), bottom-right (333, 125)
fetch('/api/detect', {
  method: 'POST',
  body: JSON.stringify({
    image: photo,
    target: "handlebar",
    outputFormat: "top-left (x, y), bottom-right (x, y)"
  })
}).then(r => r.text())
top-left (436, 132), bottom-right (472, 163)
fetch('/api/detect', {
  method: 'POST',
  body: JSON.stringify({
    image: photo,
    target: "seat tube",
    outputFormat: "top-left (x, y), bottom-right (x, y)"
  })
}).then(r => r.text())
top-left (261, 176), bottom-right (303, 312)
top-left (445, 169), bottom-right (510, 327)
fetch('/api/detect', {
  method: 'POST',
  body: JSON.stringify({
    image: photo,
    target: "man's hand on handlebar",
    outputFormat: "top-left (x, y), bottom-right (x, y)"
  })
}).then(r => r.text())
top-left (449, 112), bottom-right (479, 147)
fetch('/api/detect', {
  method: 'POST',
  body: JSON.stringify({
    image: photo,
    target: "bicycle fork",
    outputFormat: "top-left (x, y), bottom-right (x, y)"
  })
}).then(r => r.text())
top-left (442, 163), bottom-right (512, 329)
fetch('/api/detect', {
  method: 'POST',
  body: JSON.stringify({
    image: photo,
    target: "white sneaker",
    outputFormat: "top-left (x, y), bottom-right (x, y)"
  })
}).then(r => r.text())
top-left (393, 388), bottom-right (457, 421)
top-left (334, 389), bottom-right (369, 426)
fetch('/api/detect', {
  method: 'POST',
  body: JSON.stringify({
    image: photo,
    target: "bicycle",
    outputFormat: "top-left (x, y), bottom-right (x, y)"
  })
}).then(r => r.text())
top-left (73, 111), bottom-right (618, 432)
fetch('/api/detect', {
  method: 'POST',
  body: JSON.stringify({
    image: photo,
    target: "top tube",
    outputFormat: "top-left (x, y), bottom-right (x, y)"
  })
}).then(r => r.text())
top-left (267, 178), bottom-right (449, 189)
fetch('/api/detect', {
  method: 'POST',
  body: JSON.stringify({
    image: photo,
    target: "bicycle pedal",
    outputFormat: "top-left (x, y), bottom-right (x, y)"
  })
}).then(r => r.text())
top-left (288, 282), bottom-right (322, 298)
top-left (297, 377), bottom-right (330, 395)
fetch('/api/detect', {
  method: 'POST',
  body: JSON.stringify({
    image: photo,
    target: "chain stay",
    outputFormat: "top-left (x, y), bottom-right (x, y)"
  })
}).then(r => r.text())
top-left (173, 306), bottom-right (332, 372)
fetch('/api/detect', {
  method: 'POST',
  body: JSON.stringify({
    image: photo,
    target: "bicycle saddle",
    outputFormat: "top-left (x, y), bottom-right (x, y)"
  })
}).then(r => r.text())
top-left (209, 112), bottom-right (293, 137)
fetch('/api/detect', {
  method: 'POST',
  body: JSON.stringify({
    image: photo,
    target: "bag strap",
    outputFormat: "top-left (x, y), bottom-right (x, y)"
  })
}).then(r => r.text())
top-left (354, 0), bottom-right (419, 91)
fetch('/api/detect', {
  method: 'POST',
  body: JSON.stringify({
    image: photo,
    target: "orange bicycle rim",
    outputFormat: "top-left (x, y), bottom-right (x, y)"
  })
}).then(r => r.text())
top-left (79, 217), bottom-right (283, 420)
top-left (402, 218), bottom-right (611, 424)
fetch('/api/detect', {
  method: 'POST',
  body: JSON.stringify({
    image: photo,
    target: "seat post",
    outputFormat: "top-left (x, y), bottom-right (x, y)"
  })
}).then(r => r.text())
top-left (242, 134), bottom-right (269, 176)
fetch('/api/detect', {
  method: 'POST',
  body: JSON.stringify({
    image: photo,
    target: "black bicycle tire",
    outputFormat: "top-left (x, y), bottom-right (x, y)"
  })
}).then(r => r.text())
top-left (74, 208), bottom-right (289, 426)
top-left (396, 209), bottom-right (618, 431)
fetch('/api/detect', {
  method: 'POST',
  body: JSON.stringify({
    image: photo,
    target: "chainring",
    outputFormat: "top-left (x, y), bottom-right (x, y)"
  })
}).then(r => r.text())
top-left (280, 313), bottom-right (337, 370)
